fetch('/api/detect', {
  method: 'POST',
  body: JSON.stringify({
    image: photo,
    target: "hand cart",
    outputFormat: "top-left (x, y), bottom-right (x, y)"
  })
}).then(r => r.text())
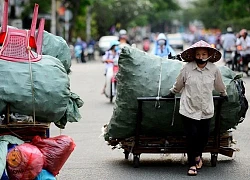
top-left (0, 104), bottom-right (50, 142)
top-left (109, 96), bottom-right (236, 168)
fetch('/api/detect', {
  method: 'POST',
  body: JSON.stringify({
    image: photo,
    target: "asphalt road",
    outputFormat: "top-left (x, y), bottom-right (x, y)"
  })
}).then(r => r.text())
top-left (51, 48), bottom-right (250, 180)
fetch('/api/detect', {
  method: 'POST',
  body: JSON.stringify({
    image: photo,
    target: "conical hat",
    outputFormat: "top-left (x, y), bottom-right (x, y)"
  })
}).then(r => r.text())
top-left (181, 40), bottom-right (221, 63)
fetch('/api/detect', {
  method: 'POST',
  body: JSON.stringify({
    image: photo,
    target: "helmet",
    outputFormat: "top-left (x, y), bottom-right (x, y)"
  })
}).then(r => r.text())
top-left (109, 40), bottom-right (120, 50)
top-left (226, 27), bottom-right (233, 33)
top-left (119, 29), bottom-right (127, 35)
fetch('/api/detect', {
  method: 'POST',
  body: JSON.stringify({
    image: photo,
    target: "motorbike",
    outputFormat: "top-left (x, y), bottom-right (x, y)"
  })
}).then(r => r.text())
top-left (104, 59), bottom-right (119, 103)
top-left (229, 45), bottom-right (244, 72)
top-left (87, 44), bottom-right (95, 61)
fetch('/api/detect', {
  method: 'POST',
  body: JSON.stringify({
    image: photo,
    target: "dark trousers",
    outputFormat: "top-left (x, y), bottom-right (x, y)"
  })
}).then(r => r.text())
top-left (242, 54), bottom-right (250, 75)
top-left (182, 115), bottom-right (211, 167)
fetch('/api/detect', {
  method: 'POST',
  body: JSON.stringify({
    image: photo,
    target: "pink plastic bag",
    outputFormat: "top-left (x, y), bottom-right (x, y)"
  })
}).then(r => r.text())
top-left (6, 143), bottom-right (44, 180)
top-left (32, 135), bottom-right (76, 176)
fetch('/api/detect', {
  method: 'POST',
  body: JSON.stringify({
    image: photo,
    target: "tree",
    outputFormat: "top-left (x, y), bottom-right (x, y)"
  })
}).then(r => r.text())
top-left (186, 0), bottom-right (250, 31)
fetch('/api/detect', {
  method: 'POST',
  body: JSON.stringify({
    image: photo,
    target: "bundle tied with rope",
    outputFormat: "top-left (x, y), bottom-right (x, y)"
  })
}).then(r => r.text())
top-left (154, 58), bottom-right (177, 127)
top-left (0, 2), bottom-right (83, 128)
top-left (104, 46), bottom-right (247, 141)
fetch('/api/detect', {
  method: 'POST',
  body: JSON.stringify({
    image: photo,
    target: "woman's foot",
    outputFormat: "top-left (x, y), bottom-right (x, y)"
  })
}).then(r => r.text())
top-left (187, 166), bottom-right (197, 176)
top-left (195, 156), bottom-right (203, 169)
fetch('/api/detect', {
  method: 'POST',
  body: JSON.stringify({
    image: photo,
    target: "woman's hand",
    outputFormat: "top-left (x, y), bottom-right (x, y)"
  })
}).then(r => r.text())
top-left (105, 59), bottom-right (114, 63)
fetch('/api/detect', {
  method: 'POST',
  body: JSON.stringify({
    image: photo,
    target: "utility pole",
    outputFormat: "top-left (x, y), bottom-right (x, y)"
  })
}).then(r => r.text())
top-left (51, 0), bottom-right (56, 34)
top-left (86, 6), bottom-right (92, 42)
top-left (65, 9), bottom-right (70, 42)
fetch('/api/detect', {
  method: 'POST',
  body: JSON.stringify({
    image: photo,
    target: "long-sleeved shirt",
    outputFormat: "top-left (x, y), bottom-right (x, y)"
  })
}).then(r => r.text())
top-left (221, 33), bottom-right (236, 50)
top-left (102, 50), bottom-right (120, 69)
top-left (170, 61), bottom-right (227, 120)
top-left (236, 36), bottom-right (250, 56)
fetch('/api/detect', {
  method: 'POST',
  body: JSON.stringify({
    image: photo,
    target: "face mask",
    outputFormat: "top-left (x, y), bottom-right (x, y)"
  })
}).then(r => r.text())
top-left (115, 46), bottom-right (119, 51)
top-left (194, 56), bottom-right (211, 64)
top-left (158, 39), bottom-right (166, 46)
top-left (195, 59), bottom-right (207, 64)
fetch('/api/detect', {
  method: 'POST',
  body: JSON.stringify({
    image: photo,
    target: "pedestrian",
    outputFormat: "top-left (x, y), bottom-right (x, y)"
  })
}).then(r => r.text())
top-left (165, 40), bottom-right (228, 176)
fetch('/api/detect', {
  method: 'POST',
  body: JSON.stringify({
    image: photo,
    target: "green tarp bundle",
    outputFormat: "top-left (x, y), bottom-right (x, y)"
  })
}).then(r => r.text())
top-left (42, 31), bottom-right (71, 74)
top-left (0, 30), bottom-right (83, 128)
top-left (104, 46), bottom-right (246, 141)
top-left (0, 55), bottom-right (82, 128)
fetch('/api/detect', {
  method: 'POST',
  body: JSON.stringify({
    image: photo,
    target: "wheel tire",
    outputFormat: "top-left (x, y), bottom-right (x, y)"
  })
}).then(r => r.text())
top-left (110, 81), bottom-right (113, 103)
top-left (133, 155), bottom-right (140, 168)
top-left (124, 150), bottom-right (129, 160)
top-left (211, 153), bottom-right (218, 167)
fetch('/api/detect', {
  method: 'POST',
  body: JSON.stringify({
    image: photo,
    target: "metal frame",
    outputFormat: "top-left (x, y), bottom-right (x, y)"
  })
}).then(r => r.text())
top-left (131, 96), bottom-right (224, 167)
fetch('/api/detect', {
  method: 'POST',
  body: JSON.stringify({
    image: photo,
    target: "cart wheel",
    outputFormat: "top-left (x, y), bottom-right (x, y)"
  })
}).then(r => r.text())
top-left (133, 155), bottom-right (140, 168)
top-left (211, 153), bottom-right (218, 167)
top-left (124, 150), bottom-right (129, 160)
top-left (110, 81), bottom-right (113, 103)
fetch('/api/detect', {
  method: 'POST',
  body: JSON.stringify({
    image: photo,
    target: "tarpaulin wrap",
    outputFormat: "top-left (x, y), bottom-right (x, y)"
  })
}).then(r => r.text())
top-left (42, 31), bottom-right (71, 74)
top-left (104, 46), bottom-right (245, 140)
top-left (0, 55), bottom-right (82, 127)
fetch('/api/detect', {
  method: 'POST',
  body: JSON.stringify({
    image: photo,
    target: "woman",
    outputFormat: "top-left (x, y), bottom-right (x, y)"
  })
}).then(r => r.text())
top-left (166, 40), bottom-right (228, 176)
top-left (101, 40), bottom-right (120, 94)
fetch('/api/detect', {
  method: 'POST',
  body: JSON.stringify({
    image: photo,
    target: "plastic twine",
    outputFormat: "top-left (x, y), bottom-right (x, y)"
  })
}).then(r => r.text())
top-left (171, 96), bottom-right (177, 126)
top-left (27, 30), bottom-right (36, 124)
top-left (155, 59), bottom-right (163, 108)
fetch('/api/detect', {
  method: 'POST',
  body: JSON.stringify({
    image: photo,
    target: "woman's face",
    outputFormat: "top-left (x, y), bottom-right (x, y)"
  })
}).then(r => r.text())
top-left (195, 48), bottom-right (209, 59)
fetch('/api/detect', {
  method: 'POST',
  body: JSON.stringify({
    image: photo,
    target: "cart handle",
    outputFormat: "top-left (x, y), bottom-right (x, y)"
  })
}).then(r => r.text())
top-left (137, 96), bottom-right (223, 102)
top-left (134, 96), bottom-right (224, 151)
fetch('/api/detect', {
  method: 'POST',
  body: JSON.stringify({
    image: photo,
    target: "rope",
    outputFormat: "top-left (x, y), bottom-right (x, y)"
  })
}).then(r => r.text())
top-left (26, 30), bottom-right (36, 124)
top-left (155, 59), bottom-right (163, 108)
top-left (171, 96), bottom-right (177, 126)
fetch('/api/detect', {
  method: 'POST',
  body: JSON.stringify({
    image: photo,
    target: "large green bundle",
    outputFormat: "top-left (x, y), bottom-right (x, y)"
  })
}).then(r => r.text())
top-left (42, 31), bottom-right (71, 73)
top-left (0, 55), bottom-right (82, 128)
top-left (104, 46), bottom-right (246, 141)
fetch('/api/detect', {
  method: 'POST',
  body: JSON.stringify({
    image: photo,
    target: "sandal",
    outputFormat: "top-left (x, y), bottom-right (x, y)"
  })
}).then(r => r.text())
top-left (187, 167), bottom-right (197, 176)
top-left (195, 157), bottom-right (203, 169)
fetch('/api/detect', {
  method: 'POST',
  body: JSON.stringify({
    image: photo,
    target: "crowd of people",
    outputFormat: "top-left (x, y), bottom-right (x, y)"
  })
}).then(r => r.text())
top-left (221, 27), bottom-right (250, 76)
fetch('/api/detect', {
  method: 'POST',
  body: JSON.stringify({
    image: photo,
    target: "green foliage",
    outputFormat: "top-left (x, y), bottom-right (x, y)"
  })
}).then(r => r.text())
top-left (21, 0), bottom-right (51, 17)
top-left (187, 0), bottom-right (250, 31)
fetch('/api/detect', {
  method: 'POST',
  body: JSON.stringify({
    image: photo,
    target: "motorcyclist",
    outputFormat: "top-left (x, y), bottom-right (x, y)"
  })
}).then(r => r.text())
top-left (151, 33), bottom-right (176, 57)
top-left (101, 40), bottom-right (120, 94)
top-left (74, 37), bottom-right (87, 63)
top-left (87, 38), bottom-right (96, 60)
top-left (221, 27), bottom-right (236, 63)
top-left (118, 29), bottom-right (130, 49)
top-left (236, 29), bottom-right (250, 76)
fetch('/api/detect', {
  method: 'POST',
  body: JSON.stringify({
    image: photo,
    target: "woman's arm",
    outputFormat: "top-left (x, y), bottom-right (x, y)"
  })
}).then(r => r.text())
top-left (170, 67), bottom-right (186, 93)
